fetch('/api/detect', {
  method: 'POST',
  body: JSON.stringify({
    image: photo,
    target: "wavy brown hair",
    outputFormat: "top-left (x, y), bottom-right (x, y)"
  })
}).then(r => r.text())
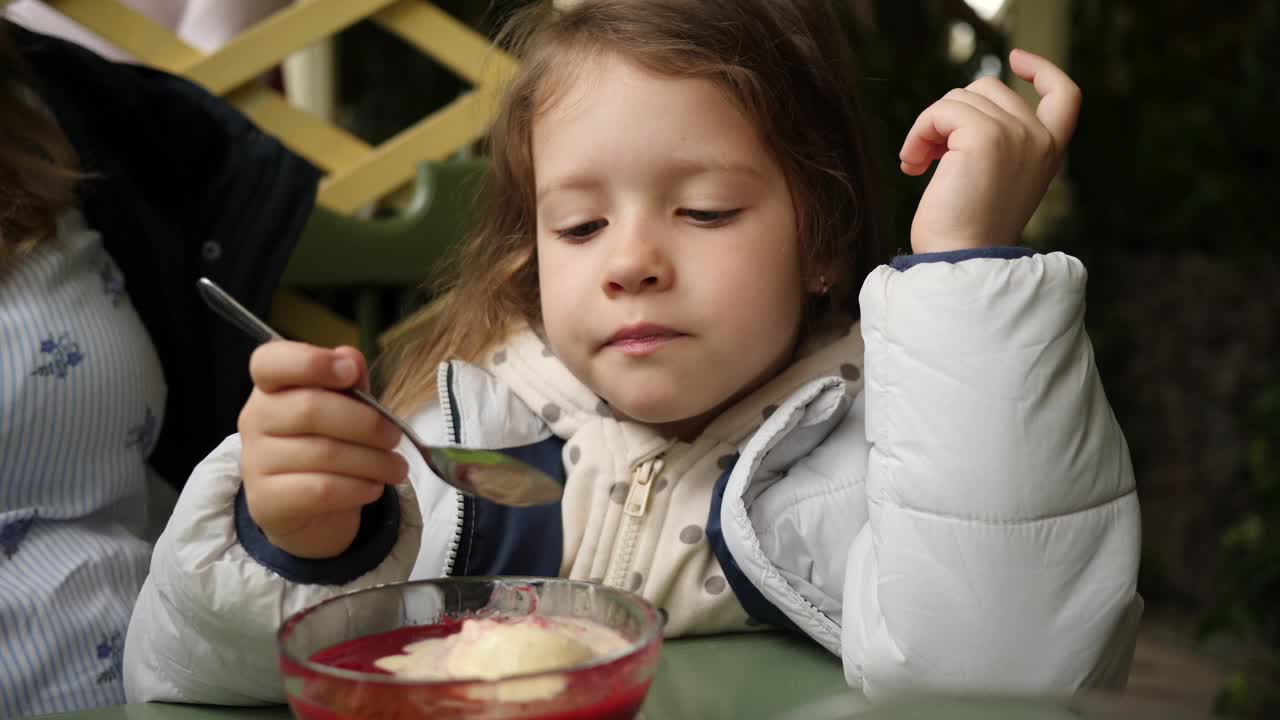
top-left (381, 0), bottom-right (881, 414)
top-left (0, 20), bottom-right (82, 270)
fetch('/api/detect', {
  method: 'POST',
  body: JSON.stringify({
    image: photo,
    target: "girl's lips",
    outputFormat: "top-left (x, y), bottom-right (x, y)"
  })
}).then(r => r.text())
top-left (604, 324), bottom-right (685, 357)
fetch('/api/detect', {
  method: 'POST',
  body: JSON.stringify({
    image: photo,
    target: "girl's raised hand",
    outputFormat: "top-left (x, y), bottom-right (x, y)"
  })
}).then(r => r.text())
top-left (237, 342), bottom-right (407, 560)
top-left (901, 48), bottom-right (1081, 254)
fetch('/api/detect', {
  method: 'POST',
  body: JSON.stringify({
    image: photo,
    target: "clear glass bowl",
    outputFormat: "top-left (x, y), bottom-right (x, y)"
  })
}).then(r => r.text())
top-left (277, 577), bottom-right (663, 720)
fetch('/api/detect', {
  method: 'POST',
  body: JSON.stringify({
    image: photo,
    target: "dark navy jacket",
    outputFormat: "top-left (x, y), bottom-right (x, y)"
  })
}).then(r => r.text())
top-left (15, 24), bottom-right (321, 488)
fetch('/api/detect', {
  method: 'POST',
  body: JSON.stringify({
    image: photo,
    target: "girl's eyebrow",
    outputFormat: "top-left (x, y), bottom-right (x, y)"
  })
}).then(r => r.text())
top-left (537, 159), bottom-right (764, 202)
top-left (662, 157), bottom-right (766, 181)
top-left (537, 174), bottom-right (603, 202)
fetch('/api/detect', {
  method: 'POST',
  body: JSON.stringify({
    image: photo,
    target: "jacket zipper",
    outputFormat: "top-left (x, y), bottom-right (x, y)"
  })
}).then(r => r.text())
top-left (439, 361), bottom-right (465, 576)
top-left (439, 361), bottom-right (461, 445)
top-left (604, 454), bottom-right (666, 589)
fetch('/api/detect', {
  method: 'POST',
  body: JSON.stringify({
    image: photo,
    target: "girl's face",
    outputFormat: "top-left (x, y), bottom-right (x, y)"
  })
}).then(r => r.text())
top-left (533, 53), bottom-right (809, 437)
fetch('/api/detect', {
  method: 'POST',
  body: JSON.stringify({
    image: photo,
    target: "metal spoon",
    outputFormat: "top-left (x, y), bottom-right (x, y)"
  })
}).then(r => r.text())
top-left (196, 277), bottom-right (564, 507)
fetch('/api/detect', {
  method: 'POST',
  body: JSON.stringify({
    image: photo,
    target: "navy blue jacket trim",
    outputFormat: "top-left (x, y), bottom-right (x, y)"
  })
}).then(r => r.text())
top-left (234, 484), bottom-right (400, 585)
top-left (707, 456), bottom-right (799, 631)
top-left (890, 246), bottom-right (1037, 271)
top-left (452, 437), bottom-right (566, 578)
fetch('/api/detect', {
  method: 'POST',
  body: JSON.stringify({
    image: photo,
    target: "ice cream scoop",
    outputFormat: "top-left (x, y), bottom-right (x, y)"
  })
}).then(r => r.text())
top-left (374, 617), bottom-right (629, 701)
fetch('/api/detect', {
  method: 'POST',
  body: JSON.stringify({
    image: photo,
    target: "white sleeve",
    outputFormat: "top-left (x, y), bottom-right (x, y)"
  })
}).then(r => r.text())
top-left (123, 434), bottom-right (426, 704)
top-left (843, 253), bottom-right (1141, 700)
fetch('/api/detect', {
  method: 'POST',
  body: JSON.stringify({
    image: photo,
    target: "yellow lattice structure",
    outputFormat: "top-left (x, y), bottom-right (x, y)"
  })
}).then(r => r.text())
top-left (45, 0), bottom-right (515, 345)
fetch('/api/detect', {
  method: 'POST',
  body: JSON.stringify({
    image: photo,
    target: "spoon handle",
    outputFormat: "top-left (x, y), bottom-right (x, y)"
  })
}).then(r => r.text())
top-left (196, 278), bottom-right (425, 447)
top-left (345, 386), bottom-right (424, 448)
top-left (197, 278), bottom-right (281, 344)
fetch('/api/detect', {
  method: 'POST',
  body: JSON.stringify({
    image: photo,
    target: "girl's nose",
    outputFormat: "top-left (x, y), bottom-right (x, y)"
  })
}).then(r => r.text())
top-left (602, 224), bottom-right (674, 296)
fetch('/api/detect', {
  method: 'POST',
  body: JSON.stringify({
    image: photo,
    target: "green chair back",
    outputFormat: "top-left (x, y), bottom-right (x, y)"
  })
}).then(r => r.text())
top-left (271, 159), bottom-right (485, 358)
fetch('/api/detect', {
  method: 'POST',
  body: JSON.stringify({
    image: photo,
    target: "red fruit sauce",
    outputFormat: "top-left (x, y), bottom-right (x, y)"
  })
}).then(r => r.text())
top-left (280, 619), bottom-right (656, 720)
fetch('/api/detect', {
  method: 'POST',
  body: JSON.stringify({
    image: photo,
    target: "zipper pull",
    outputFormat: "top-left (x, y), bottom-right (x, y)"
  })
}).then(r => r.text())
top-left (624, 458), bottom-right (664, 518)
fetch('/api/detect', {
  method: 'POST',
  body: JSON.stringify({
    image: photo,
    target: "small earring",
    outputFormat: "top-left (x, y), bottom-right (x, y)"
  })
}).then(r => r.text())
top-left (817, 275), bottom-right (830, 296)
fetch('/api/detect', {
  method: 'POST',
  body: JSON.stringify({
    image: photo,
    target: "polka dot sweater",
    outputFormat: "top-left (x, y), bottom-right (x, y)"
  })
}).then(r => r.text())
top-left (483, 324), bottom-right (864, 637)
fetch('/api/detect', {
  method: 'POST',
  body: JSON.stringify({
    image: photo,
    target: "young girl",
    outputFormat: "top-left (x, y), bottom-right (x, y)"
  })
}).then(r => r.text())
top-left (125, 0), bottom-right (1141, 704)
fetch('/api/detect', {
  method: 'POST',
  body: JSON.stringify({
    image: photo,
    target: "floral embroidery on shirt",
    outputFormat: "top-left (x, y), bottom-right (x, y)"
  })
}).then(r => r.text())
top-left (0, 513), bottom-right (37, 559)
top-left (95, 632), bottom-right (124, 685)
top-left (126, 406), bottom-right (157, 452)
top-left (101, 262), bottom-right (126, 306)
top-left (31, 334), bottom-right (84, 378)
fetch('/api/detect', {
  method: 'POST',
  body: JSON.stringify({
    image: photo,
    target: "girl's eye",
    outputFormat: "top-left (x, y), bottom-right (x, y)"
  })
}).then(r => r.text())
top-left (678, 208), bottom-right (742, 226)
top-left (556, 219), bottom-right (607, 240)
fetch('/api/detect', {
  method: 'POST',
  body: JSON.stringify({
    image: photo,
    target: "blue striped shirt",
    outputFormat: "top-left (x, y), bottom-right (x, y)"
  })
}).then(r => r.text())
top-left (0, 210), bottom-right (166, 717)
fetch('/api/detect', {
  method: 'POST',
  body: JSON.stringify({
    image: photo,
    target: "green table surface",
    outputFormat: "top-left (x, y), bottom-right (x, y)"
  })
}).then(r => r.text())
top-left (35, 633), bottom-right (1198, 720)
top-left (37, 634), bottom-right (846, 720)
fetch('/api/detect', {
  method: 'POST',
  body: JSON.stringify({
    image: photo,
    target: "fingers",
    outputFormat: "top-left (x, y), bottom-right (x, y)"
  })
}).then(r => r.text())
top-left (244, 472), bottom-right (387, 531)
top-left (241, 386), bottom-right (402, 449)
top-left (949, 83), bottom-right (1054, 159)
top-left (1008, 48), bottom-right (1081, 146)
top-left (899, 146), bottom-right (945, 176)
top-left (899, 98), bottom-right (995, 174)
top-left (237, 343), bottom-right (398, 559)
top-left (333, 345), bottom-right (373, 394)
top-left (901, 51), bottom-right (1079, 177)
top-left (242, 341), bottom-right (400, 447)
top-left (250, 342), bottom-right (368, 393)
top-left (964, 75), bottom-right (1038, 128)
top-left (244, 435), bottom-right (408, 485)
